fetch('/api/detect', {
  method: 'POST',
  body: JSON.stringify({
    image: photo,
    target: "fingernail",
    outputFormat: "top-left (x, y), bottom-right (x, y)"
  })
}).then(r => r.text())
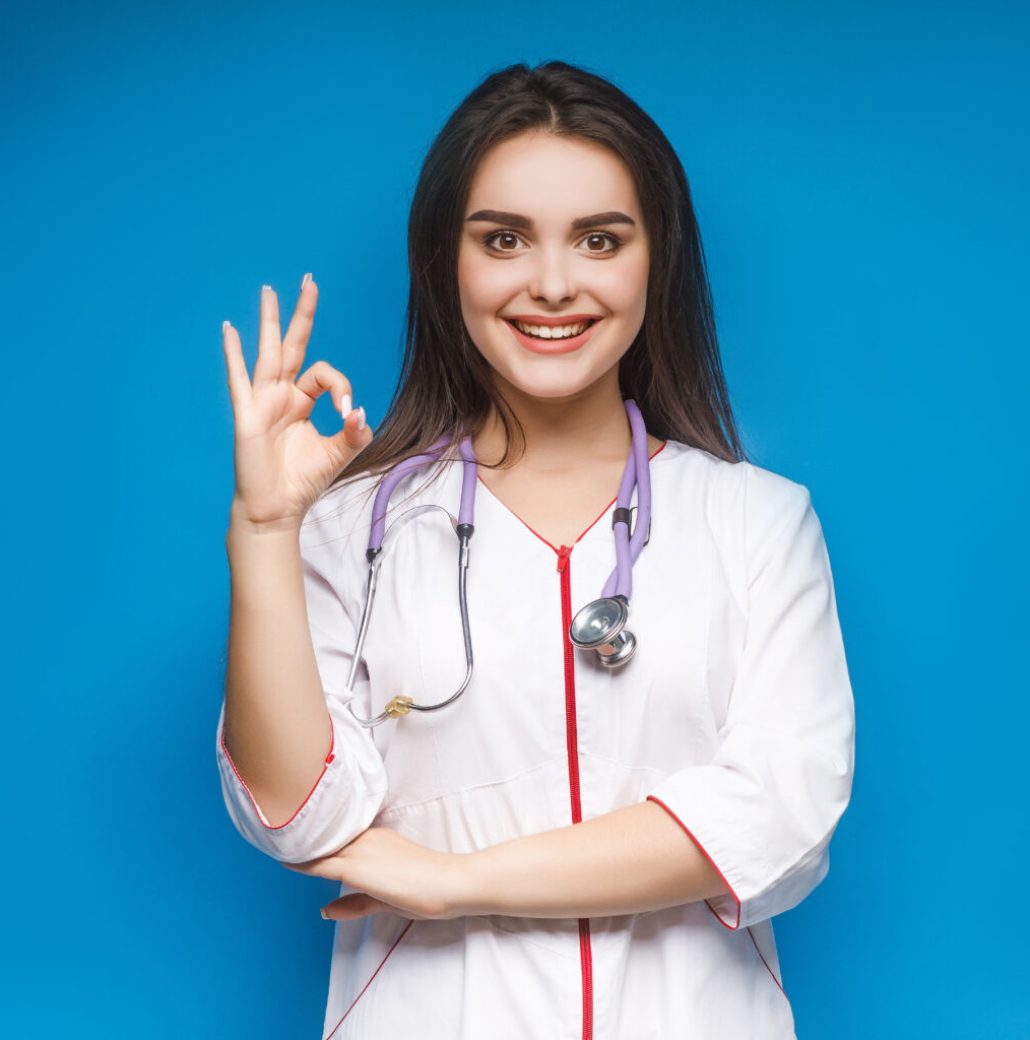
top-left (320, 907), bottom-right (329, 920)
top-left (302, 272), bottom-right (312, 289)
top-left (222, 320), bottom-right (230, 334)
top-left (356, 406), bottom-right (366, 430)
top-left (340, 393), bottom-right (352, 416)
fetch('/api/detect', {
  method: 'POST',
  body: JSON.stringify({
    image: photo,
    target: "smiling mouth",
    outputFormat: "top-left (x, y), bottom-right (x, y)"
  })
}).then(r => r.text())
top-left (503, 317), bottom-right (600, 340)
top-left (503, 316), bottom-right (603, 355)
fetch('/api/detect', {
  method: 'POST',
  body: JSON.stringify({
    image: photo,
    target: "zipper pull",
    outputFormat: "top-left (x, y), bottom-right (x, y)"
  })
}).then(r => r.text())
top-left (556, 544), bottom-right (572, 574)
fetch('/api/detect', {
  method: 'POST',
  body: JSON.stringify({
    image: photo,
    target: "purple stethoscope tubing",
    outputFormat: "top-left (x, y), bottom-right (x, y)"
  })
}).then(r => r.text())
top-left (602, 397), bottom-right (651, 600)
top-left (368, 433), bottom-right (478, 546)
top-left (369, 397), bottom-right (649, 596)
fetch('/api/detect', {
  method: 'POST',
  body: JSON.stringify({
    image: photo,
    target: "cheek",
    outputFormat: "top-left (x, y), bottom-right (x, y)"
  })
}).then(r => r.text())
top-left (458, 252), bottom-right (511, 317)
top-left (597, 256), bottom-right (649, 317)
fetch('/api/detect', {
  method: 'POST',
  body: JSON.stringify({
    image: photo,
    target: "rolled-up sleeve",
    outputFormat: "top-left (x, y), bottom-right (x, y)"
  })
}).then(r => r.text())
top-left (215, 491), bottom-right (389, 863)
top-left (646, 463), bottom-right (856, 930)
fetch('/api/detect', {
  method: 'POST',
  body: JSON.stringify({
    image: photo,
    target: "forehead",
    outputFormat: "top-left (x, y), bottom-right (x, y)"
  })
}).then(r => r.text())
top-left (466, 131), bottom-right (640, 220)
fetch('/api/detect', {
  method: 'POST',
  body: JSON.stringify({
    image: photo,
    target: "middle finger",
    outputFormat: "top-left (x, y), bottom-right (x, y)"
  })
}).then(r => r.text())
top-left (252, 284), bottom-right (283, 388)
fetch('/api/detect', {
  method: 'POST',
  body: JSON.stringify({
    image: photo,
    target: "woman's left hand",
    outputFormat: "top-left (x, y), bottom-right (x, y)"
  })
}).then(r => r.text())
top-left (282, 825), bottom-right (471, 922)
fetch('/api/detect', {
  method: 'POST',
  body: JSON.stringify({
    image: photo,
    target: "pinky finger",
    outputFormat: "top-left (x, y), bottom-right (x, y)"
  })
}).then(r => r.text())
top-left (222, 321), bottom-right (253, 407)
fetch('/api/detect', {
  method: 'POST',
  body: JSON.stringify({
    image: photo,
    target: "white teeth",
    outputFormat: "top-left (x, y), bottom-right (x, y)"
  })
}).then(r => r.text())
top-left (511, 319), bottom-right (593, 339)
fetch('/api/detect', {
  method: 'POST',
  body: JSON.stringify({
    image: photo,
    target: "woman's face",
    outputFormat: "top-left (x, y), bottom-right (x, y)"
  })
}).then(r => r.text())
top-left (457, 130), bottom-right (649, 402)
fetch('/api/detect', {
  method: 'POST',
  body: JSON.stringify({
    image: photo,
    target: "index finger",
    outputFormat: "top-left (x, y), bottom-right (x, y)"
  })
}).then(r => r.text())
top-left (280, 272), bottom-right (318, 383)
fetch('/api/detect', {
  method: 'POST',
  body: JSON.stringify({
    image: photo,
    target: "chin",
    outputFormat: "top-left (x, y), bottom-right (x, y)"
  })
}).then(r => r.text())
top-left (471, 328), bottom-right (624, 400)
top-left (497, 365), bottom-right (606, 403)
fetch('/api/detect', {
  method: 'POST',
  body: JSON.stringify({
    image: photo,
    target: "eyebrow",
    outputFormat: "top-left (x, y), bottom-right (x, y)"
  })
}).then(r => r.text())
top-left (465, 209), bottom-right (637, 231)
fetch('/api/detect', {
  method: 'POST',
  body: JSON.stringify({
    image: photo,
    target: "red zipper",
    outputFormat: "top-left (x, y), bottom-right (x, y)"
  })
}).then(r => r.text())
top-left (478, 440), bottom-right (669, 1040)
top-left (556, 543), bottom-right (594, 1040)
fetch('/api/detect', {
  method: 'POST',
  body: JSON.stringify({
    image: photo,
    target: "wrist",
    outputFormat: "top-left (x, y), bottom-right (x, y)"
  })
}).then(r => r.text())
top-left (445, 849), bottom-right (491, 918)
top-left (227, 498), bottom-right (304, 539)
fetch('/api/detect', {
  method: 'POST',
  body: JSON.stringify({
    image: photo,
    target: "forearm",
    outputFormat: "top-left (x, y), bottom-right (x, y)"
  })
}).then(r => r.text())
top-left (222, 504), bottom-right (332, 825)
top-left (456, 800), bottom-right (731, 919)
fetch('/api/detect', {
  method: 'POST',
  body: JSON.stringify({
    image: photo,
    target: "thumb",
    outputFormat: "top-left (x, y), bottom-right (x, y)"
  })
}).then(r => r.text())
top-left (326, 404), bottom-right (373, 462)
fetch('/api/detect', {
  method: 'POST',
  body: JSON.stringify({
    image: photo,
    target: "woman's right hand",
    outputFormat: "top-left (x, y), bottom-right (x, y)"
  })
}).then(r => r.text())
top-left (222, 276), bottom-right (373, 532)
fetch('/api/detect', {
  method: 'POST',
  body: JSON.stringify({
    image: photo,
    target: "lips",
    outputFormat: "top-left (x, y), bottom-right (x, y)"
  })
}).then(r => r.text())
top-left (503, 318), bottom-right (602, 355)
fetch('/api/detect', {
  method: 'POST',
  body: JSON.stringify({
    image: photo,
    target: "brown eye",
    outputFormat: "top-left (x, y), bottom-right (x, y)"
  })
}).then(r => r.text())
top-left (582, 232), bottom-right (622, 254)
top-left (484, 231), bottom-right (523, 252)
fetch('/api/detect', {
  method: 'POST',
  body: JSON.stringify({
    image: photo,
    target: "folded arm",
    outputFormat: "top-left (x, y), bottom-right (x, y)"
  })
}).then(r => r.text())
top-left (454, 799), bottom-right (731, 919)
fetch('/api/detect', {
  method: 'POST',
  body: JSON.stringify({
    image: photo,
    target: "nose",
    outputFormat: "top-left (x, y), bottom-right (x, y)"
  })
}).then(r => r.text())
top-left (527, 243), bottom-right (576, 304)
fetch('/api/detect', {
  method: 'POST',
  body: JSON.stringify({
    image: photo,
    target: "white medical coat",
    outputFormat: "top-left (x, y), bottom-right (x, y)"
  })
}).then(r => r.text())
top-left (216, 438), bottom-right (855, 1039)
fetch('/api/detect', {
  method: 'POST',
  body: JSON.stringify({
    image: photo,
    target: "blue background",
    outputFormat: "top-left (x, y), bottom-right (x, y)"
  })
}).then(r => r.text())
top-left (2, 0), bottom-right (1026, 1035)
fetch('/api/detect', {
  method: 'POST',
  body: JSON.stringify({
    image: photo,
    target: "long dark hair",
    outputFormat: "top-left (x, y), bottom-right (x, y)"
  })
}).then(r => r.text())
top-left (324, 59), bottom-right (747, 507)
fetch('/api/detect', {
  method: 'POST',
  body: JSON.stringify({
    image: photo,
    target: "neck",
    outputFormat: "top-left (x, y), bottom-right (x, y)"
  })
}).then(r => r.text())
top-left (471, 370), bottom-right (647, 472)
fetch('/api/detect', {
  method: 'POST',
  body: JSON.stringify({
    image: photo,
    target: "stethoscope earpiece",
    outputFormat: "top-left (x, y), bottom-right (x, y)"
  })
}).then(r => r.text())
top-left (569, 596), bottom-right (637, 668)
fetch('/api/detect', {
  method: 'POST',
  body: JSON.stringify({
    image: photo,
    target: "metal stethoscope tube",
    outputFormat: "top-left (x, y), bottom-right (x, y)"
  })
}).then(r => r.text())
top-left (346, 505), bottom-right (475, 728)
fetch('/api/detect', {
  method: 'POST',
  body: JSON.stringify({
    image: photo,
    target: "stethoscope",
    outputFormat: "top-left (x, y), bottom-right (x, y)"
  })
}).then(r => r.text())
top-left (345, 398), bottom-right (654, 728)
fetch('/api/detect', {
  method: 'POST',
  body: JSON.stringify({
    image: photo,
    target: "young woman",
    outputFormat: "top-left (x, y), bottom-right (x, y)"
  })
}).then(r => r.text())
top-left (217, 61), bottom-right (855, 1039)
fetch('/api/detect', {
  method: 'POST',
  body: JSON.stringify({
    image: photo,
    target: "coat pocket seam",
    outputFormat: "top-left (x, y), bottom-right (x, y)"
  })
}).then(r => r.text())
top-left (745, 924), bottom-right (788, 1003)
top-left (324, 918), bottom-right (417, 1040)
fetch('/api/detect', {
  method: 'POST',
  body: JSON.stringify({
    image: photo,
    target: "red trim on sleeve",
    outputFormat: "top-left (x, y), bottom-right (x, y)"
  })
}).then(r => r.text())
top-left (646, 794), bottom-right (743, 931)
top-left (220, 710), bottom-right (336, 831)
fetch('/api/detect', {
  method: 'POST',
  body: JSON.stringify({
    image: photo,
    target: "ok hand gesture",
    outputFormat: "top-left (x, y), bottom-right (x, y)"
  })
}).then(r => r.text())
top-left (222, 276), bottom-right (372, 531)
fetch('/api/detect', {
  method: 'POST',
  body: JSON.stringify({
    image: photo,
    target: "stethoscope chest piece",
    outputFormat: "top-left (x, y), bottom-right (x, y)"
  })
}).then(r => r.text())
top-left (569, 596), bottom-right (637, 668)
